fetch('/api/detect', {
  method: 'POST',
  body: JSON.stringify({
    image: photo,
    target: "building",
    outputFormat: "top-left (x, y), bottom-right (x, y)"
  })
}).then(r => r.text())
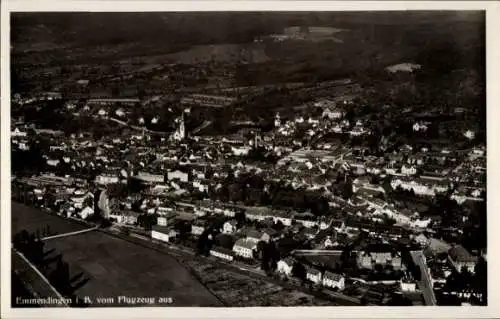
top-left (181, 94), bottom-right (236, 109)
top-left (209, 247), bottom-right (234, 262)
top-left (78, 206), bottom-right (94, 219)
top-left (232, 238), bottom-right (257, 259)
top-left (109, 211), bottom-right (140, 225)
top-left (322, 271), bottom-right (345, 290)
top-left (357, 246), bottom-right (403, 270)
top-left (274, 112), bottom-right (281, 128)
top-left (151, 225), bottom-right (177, 243)
top-left (167, 170), bottom-right (189, 183)
top-left (157, 216), bottom-right (168, 227)
top-left (448, 245), bottom-right (477, 273)
top-left (246, 230), bottom-right (270, 243)
top-left (400, 279), bottom-right (417, 292)
top-left (11, 127), bottom-right (27, 138)
top-left (306, 266), bottom-right (322, 284)
top-left (277, 257), bottom-right (295, 277)
top-left (95, 174), bottom-right (119, 185)
top-left (135, 171), bottom-right (165, 184)
top-left (191, 220), bottom-right (207, 236)
top-left (401, 165), bottom-right (417, 176)
top-left (222, 220), bottom-right (238, 234)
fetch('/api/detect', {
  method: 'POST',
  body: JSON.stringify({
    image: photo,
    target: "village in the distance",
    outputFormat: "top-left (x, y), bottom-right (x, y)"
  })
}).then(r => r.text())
top-left (10, 12), bottom-right (486, 308)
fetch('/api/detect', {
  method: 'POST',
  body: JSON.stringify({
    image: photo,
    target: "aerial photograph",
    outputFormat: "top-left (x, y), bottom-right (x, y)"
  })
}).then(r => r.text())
top-left (9, 11), bottom-right (486, 308)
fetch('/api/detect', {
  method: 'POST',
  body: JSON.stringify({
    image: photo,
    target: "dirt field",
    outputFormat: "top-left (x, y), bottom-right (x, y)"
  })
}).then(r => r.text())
top-left (11, 202), bottom-right (88, 237)
top-left (11, 202), bottom-right (222, 307)
top-left (42, 231), bottom-right (223, 307)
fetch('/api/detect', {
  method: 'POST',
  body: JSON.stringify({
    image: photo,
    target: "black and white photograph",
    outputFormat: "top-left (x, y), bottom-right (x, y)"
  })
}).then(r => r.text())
top-left (1, 1), bottom-right (498, 318)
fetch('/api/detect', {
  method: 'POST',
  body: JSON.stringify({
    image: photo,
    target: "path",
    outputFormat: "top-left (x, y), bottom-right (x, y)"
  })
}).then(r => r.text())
top-left (41, 226), bottom-right (99, 241)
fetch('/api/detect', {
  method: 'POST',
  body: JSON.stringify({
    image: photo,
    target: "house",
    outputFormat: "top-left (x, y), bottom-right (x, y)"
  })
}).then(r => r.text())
top-left (448, 245), bottom-right (477, 273)
top-left (246, 230), bottom-right (270, 243)
top-left (151, 225), bottom-right (177, 243)
top-left (357, 245), bottom-right (403, 270)
top-left (209, 247), bottom-right (234, 262)
top-left (277, 257), bottom-right (295, 277)
top-left (157, 216), bottom-right (168, 227)
top-left (109, 211), bottom-right (140, 225)
top-left (332, 220), bottom-right (346, 232)
top-left (191, 220), bottom-right (207, 236)
top-left (302, 227), bottom-right (318, 240)
top-left (401, 165), bottom-right (417, 176)
top-left (322, 107), bottom-right (343, 120)
top-left (322, 271), bottom-right (345, 291)
top-left (135, 171), bottom-right (165, 184)
top-left (233, 238), bottom-right (257, 259)
top-left (78, 206), bottom-right (94, 219)
top-left (414, 233), bottom-right (430, 247)
top-left (11, 127), bottom-right (27, 138)
top-left (400, 278), bottom-right (417, 292)
top-left (305, 266), bottom-right (322, 284)
top-left (70, 190), bottom-right (93, 209)
top-left (95, 174), bottom-right (119, 185)
top-left (222, 220), bottom-right (238, 234)
top-left (167, 170), bottom-right (189, 183)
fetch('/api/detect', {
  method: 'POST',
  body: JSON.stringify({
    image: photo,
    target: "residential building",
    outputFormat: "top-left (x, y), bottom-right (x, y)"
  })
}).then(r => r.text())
top-left (322, 271), bottom-right (345, 290)
top-left (191, 221), bottom-right (206, 236)
top-left (136, 171), bottom-right (165, 184)
top-left (448, 245), bottom-right (477, 273)
top-left (157, 216), bottom-right (168, 227)
top-left (400, 279), bottom-right (417, 292)
top-left (210, 247), bottom-right (234, 262)
top-left (246, 230), bottom-right (270, 243)
top-left (167, 170), bottom-right (189, 183)
top-left (78, 206), bottom-right (94, 219)
top-left (306, 266), bottom-right (322, 284)
top-left (151, 225), bottom-right (177, 243)
top-left (222, 220), bottom-right (238, 234)
top-left (277, 257), bottom-right (295, 277)
top-left (233, 238), bottom-right (257, 259)
top-left (95, 174), bottom-right (119, 185)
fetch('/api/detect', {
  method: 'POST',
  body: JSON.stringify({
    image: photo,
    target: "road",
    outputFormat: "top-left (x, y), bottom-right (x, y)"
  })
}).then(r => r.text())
top-left (410, 250), bottom-right (437, 306)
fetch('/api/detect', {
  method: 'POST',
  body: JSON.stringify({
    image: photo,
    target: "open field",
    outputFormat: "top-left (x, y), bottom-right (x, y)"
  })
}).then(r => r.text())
top-left (11, 202), bottom-right (88, 237)
top-left (11, 202), bottom-right (222, 307)
top-left (41, 231), bottom-right (223, 307)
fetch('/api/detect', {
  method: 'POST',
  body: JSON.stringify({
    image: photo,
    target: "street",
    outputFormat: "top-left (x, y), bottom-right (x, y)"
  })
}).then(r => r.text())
top-left (410, 250), bottom-right (437, 306)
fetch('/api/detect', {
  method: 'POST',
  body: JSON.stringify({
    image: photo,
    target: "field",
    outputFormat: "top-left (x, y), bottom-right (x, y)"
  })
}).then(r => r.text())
top-left (40, 231), bottom-right (223, 307)
top-left (11, 202), bottom-right (222, 307)
top-left (11, 202), bottom-right (88, 237)
top-left (185, 259), bottom-right (336, 307)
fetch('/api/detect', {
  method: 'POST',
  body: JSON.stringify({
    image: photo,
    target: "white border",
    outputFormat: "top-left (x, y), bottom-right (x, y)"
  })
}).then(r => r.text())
top-left (2, 1), bottom-right (500, 319)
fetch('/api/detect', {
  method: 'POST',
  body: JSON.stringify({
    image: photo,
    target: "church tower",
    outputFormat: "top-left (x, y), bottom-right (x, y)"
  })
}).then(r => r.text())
top-left (274, 112), bottom-right (281, 128)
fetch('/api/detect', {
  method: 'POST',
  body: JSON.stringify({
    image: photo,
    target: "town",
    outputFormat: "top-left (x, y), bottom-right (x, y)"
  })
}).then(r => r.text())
top-left (10, 12), bottom-right (486, 308)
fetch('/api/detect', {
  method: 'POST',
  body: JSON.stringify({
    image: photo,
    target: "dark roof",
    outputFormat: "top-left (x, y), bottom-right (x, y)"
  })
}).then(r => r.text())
top-left (323, 271), bottom-right (344, 281)
top-left (448, 245), bottom-right (476, 263)
top-left (152, 225), bottom-right (171, 234)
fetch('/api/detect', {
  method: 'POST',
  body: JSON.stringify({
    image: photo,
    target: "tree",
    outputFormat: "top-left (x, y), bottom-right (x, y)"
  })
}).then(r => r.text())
top-left (292, 261), bottom-right (307, 283)
top-left (235, 210), bottom-right (247, 228)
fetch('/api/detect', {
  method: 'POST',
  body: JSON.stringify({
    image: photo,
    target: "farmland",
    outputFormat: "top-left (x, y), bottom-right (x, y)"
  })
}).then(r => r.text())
top-left (41, 231), bottom-right (223, 307)
top-left (10, 202), bottom-right (223, 307)
top-left (11, 202), bottom-right (88, 237)
top-left (185, 259), bottom-right (336, 307)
